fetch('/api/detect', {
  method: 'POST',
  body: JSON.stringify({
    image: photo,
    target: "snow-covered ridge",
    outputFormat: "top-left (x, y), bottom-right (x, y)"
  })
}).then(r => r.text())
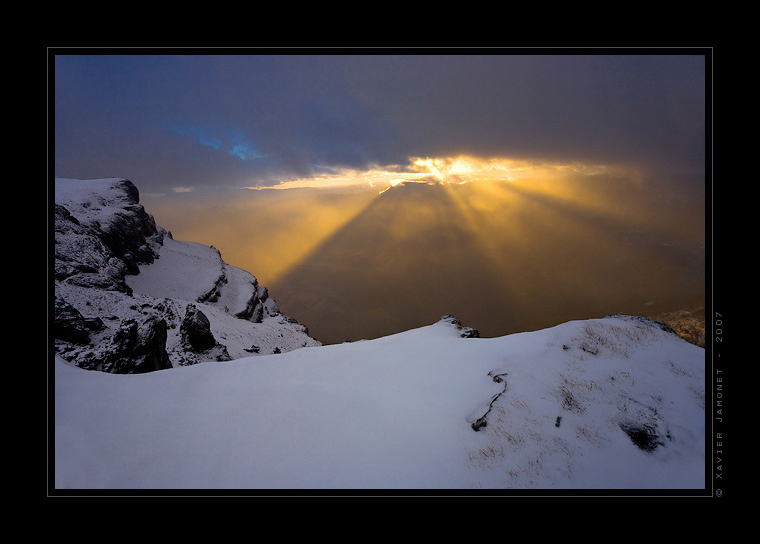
top-left (53, 177), bottom-right (320, 372)
top-left (54, 314), bottom-right (705, 490)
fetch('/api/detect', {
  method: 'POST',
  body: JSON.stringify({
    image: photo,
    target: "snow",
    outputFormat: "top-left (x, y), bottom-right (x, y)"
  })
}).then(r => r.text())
top-left (125, 236), bottom-right (263, 319)
top-left (54, 315), bottom-right (705, 491)
top-left (54, 177), bottom-right (135, 215)
top-left (126, 237), bottom-right (225, 303)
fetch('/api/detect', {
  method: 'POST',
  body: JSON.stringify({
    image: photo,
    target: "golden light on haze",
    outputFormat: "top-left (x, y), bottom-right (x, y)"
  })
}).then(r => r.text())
top-left (145, 186), bottom-right (377, 286)
top-left (144, 154), bottom-right (704, 345)
top-left (243, 155), bottom-right (620, 193)
top-left (244, 164), bottom-right (424, 192)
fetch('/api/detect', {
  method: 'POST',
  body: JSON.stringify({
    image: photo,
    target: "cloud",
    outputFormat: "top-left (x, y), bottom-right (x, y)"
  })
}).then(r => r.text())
top-left (230, 141), bottom-right (259, 161)
top-left (169, 122), bottom-right (262, 162)
top-left (53, 53), bottom-right (706, 194)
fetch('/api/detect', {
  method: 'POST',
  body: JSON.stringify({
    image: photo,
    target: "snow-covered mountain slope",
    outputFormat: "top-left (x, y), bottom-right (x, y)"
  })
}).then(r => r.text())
top-left (54, 314), bottom-right (705, 490)
top-left (53, 178), bottom-right (320, 372)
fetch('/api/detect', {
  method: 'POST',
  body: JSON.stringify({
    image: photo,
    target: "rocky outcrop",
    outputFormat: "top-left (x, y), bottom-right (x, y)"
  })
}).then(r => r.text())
top-left (68, 314), bottom-right (173, 374)
top-left (238, 285), bottom-right (280, 323)
top-left (53, 177), bottom-right (319, 373)
top-left (54, 204), bottom-right (133, 293)
top-left (96, 201), bottom-right (161, 275)
top-left (101, 316), bottom-right (173, 374)
top-left (54, 296), bottom-right (105, 344)
top-left (54, 179), bottom-right (166, 293)
top-left (178, 303), bottom-right (230, 361)
top-left (181, 304), bottom-right (217, 351)
top-left (440, 314), bottom-right (480, 338)
top-left (178, 304), bottom-right (232, 363)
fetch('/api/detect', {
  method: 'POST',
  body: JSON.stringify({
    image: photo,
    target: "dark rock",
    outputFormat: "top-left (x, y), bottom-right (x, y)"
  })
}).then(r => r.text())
top-left (249, 301), bottom-right (264, 323)
top-left (56, 179), bottom-right (163, 282)
top-left (54, 296), bottom-right (104, 344)
top-left (459, 327), bottom-right (480, 338)
top-left (131, 316), bottom-right (172, 373)
top-left (440, 314), bottom-right (480, 338)
top-left (115, 178), bottom-right (141, 204)
top-left (94, 202), bottom-right (161, 275)
top-left (235, 285), bottom-right (273, 323)
top-left (471, 416), bottom-right (488, 431)
top-left (198, 274), bottom-right (226, 304)
top-left (100, 316), bottom-right (172, 374)
top-left (54, 203), bottom-right (133, 293)
top-left (180, 304), bottom-right (217, 351)
top-left (440, 314), bottom-right (461, 326)
top-left (619, 421), bottom-right (663, 453)
top-left (235, 292), bottom-right (261, 322)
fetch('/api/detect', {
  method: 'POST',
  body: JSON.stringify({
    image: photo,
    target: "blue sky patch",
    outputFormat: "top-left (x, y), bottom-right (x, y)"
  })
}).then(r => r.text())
top-left (170, 122), bottom-right (261, 161)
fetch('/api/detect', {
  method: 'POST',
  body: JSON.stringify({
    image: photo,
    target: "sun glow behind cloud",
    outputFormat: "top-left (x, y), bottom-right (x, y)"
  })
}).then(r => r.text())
top-left (407, 156), bottom-right (614, 185)
top-left (243, 166), bottom-right (416, 191)
top-left (243, 155), bottom-right (618, 193)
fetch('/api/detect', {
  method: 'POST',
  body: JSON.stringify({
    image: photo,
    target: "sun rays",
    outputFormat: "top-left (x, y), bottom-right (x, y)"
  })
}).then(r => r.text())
top-left (145, 152), bottom-right (704, 344)
top-left (158, 154), bottom-right (673, 291)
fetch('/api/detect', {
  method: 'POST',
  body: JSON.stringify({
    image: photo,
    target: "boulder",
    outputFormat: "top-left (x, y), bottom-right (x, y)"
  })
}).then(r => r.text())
top-left (180, 304), bottom-right (217, 351)
top-left (101, 316), bottom-right (172, 374)
top-left (440, 314), bottom-right (480, 338)
top-left (54, 296), bottom-right (105, 344)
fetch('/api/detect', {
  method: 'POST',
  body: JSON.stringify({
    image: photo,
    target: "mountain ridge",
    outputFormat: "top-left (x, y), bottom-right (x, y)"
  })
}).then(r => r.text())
top-left (53, 177), bottom-right (320, 372)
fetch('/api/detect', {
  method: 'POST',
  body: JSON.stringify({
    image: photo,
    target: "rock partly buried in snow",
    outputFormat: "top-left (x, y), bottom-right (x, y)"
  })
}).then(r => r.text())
top-left (180, 303), bottom-right (231, 362)
top-left (53, 177), bottom-right (320, 372)
top-left (180, 304), bottom-right (217, 351)
top-left (54, 295), bottom-right (105, 344)
top-left (440, 314), bottom-right (480, 338)
top-left (102, 315), bottom-right (173, 374)
top-left (68, 313), bottom-right (173, 374)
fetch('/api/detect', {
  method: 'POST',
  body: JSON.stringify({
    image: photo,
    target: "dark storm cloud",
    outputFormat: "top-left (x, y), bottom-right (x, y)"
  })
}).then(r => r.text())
top-left (54, 54), bottom-right (405, 190)
top-left (53, 52), bottom-right (706, 192)
top-left (335, 54), bottom-right (706, 173)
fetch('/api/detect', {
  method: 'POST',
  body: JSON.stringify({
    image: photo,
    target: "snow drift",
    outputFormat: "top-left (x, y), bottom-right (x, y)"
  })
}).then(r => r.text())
top-left (54, 314), bottom-right (705, 490)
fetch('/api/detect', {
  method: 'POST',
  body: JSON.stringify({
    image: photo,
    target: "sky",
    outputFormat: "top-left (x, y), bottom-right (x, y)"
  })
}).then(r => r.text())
top-left (54, 52), bottom-right (706, 193)
top-left (52, 50), bottom-right (708, 344)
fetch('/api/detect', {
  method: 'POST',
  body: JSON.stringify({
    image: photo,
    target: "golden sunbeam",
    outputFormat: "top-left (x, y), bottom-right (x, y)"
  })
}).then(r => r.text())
top-left (144, 153), bottom-right (703, 344)
top-left (144, 187), bottom-right (378, 286)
